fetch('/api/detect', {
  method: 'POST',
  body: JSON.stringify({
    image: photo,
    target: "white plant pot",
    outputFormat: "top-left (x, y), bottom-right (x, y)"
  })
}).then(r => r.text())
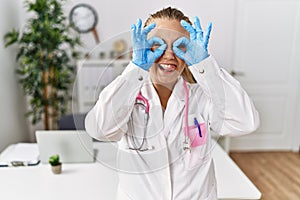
top-left (51, 163), bottom-right (62, 174)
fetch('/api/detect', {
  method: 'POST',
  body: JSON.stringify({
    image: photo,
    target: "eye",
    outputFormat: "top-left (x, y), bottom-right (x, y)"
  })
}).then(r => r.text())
top-left (151, 42), bottom-right (162, 51)
top-left (177, 43), bottom-right (187, 52)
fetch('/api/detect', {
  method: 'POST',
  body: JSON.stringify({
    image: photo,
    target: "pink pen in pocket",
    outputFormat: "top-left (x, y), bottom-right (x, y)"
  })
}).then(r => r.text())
top-left (184, 117), bottom-right (207, 148)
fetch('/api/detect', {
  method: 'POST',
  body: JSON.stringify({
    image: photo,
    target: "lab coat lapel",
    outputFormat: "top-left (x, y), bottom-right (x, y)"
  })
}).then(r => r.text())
top-left (141, 79), bottom-right (164, 138)
top-left (163, 77), bottom-right (186, 137)
top-left (140, 80), bottom-right (172, 199)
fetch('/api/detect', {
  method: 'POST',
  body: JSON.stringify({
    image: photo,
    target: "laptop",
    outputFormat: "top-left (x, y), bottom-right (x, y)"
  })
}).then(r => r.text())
top-left (36, 130), bottom-right (94, 164)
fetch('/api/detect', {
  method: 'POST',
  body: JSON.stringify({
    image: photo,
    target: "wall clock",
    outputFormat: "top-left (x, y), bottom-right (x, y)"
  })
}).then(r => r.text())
top-left (69, 3), bottom-right (100, 43)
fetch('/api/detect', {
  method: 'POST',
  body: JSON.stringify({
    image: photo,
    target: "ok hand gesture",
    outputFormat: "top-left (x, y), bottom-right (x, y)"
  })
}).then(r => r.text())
top-left (173, 17), bottom-right (212, 66)
top-left (131, 19), bottom-right (167, 71)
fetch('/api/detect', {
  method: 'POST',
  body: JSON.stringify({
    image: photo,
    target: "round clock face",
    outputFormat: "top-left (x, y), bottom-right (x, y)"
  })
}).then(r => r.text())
top-left (69, 4), bottom-right (98, 33)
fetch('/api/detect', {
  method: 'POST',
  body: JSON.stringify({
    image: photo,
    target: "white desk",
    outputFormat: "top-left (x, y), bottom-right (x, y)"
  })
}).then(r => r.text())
top-left (0, 142), bottom-right (261, 200)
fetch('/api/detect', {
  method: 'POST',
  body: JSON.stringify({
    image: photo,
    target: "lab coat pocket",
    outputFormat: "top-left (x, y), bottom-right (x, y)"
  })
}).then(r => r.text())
top-left (184, 124), bottom-right (207, 148)
top-left (183, 118), bottom-right (209, 170)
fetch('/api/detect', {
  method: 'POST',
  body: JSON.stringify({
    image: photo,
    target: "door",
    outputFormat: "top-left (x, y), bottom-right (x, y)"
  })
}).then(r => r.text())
top-left (230, 0), bottom-right (300, 150)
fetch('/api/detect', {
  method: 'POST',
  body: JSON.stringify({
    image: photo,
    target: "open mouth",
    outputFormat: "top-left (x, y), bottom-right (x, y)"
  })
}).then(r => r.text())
top-left (158, 64), bottom-right (176, 73)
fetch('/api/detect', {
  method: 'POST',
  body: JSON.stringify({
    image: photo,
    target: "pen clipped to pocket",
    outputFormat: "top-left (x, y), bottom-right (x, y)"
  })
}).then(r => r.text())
top-left (184, 117), bottom-right (207, 148)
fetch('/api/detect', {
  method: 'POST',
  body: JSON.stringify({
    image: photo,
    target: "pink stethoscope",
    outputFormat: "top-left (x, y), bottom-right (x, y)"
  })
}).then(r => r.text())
top-left (127, 80), bottom-right (191, 152)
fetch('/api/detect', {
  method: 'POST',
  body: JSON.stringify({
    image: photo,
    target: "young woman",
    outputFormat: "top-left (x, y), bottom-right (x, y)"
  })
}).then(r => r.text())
top-left (85, 7), bottom-right (259, 200)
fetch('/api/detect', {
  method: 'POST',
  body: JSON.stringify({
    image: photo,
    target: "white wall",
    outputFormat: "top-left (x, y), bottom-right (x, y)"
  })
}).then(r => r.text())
top-left (11, 0), bottom-right (236, 144)
top-left (294, 90), bottom-right (300, 152)
top-left (0, 0), bottom-right (30, 151)
top-left (292, 7), bottom-right (300, 151)
top-left (64, 0), bottom-right (236, 68)
top-left (2, 0), bottom-right (299, 151)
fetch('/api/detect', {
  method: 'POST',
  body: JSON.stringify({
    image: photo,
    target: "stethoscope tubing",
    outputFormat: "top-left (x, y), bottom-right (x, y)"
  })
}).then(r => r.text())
top-left (128, 80), bottom-right (190, 152)
top-left (128, 101), bottom-right (149, 151)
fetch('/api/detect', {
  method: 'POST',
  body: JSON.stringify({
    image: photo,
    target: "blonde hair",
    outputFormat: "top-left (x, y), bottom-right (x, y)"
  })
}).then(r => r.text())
top-left (145, 7), bottom-right (196, 84)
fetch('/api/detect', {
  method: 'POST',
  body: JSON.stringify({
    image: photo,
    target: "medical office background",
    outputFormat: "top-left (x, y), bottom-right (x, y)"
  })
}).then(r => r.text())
top-left (1, 0), bottom-right (300, 153)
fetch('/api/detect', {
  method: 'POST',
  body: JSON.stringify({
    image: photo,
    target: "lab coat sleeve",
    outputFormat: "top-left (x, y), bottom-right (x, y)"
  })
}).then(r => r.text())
top-left (85, 62), bottom-right (149, 141)
top-left (189, 56), bottom-right (260, 136)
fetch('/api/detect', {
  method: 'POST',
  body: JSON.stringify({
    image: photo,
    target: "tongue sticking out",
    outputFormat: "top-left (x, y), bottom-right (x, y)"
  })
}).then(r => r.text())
top-left (159, 64), bottom-right (176, 72)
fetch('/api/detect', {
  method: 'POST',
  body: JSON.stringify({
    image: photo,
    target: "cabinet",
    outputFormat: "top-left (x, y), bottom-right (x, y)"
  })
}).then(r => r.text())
top-left (76, 59), bottom-right (130, 113)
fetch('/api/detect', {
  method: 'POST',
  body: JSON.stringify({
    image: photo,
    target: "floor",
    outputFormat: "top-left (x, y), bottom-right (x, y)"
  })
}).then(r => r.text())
top-left (230, 151), bottom-right (300, 200)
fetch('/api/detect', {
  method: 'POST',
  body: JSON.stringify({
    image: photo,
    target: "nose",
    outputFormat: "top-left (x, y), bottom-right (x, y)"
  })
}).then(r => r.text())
top-left (162, 45), bottom-right (175, 59)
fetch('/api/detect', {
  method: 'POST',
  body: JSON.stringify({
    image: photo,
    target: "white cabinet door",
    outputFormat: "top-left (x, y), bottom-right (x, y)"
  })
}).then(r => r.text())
top-left (230, 0), bottom-right (300, 150)
top-left (75, 60), bottom-right (130, 113)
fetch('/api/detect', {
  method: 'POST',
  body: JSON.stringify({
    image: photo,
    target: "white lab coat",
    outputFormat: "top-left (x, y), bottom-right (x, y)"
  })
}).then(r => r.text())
top-left (85, 56), bottom-right (260, 200)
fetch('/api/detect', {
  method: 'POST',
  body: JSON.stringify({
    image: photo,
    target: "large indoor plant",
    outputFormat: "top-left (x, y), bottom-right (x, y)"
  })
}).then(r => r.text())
top-left (4, 0), bottom-right (81, 130)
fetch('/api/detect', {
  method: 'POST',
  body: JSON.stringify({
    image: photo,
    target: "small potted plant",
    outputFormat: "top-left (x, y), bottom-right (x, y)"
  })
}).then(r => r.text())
top-left (49, 154), bottom-right (62, 174)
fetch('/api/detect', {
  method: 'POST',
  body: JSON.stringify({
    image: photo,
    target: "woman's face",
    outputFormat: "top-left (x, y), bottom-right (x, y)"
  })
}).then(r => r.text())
top-left (148, 18), bottom-right (189, 88)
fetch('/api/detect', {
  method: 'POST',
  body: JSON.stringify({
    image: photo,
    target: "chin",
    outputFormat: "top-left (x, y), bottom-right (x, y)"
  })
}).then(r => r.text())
top-left (151, 74), bottom-right (180, 90)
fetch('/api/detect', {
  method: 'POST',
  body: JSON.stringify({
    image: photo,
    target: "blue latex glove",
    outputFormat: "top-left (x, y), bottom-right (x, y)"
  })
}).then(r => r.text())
top-left (131, 19), bottom-right (167, 71)
top-left (173, 17), bottom-right (212, 66)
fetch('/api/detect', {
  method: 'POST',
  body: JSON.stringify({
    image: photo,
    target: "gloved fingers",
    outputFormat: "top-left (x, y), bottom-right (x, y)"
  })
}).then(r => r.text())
top-left (130, 19), bottom-right (143, 42)
top-left (173, 37), bottom-right (189, 49)
top-left (173, 37), bottom-right (189, 60)
top-left (142, 22), bottom-right (156, 37)
top-left (172, 46), bottom-right (186, 60)
top-left (148, 36), bottom-right (165, 53)
top-left (157, 43), bottom-right (167, 51)
top-left (148, 36), bottom-right (165, 46)
top-left (153, 43), bottom-right (167, 58)
top-left (194, 16), bottom-right (203, 40)
top-left (181, 20), bottom-right (196, 40)
top-left (136, 18), bottom-right (142, 36)
top-left (203, 22), bottom-right (212, 49)
top-left (173, 45), bottom-right (192, 66)
top-left (130, 24), bottom-right (137, 41)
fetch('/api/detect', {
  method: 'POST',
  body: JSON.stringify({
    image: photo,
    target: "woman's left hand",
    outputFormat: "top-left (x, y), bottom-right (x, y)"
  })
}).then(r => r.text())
top-left (173, 17), bottom-right (212, 66)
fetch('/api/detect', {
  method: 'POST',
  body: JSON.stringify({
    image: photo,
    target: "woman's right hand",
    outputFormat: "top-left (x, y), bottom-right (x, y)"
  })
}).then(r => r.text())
top-left (131, 19), bottom-right (167, 71)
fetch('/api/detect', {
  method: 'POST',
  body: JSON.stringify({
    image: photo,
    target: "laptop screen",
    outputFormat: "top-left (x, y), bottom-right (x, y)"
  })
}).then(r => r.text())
top-left (35, 130), bottom-right (94, 163)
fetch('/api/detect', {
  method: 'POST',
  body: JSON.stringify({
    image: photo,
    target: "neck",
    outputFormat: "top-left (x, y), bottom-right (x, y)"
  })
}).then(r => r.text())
top-left (153, 83), bottom-right (174, 110)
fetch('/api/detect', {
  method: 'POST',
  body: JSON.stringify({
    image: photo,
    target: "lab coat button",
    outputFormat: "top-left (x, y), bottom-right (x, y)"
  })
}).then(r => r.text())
top-left (199, 69), bottom-right (205, 74)
top-left (138, 76), bottom-right (143, 81)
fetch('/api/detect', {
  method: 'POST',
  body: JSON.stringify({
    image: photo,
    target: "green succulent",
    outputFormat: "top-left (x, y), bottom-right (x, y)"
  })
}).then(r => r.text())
top-left (49, 154), bottom-right (61, 166)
